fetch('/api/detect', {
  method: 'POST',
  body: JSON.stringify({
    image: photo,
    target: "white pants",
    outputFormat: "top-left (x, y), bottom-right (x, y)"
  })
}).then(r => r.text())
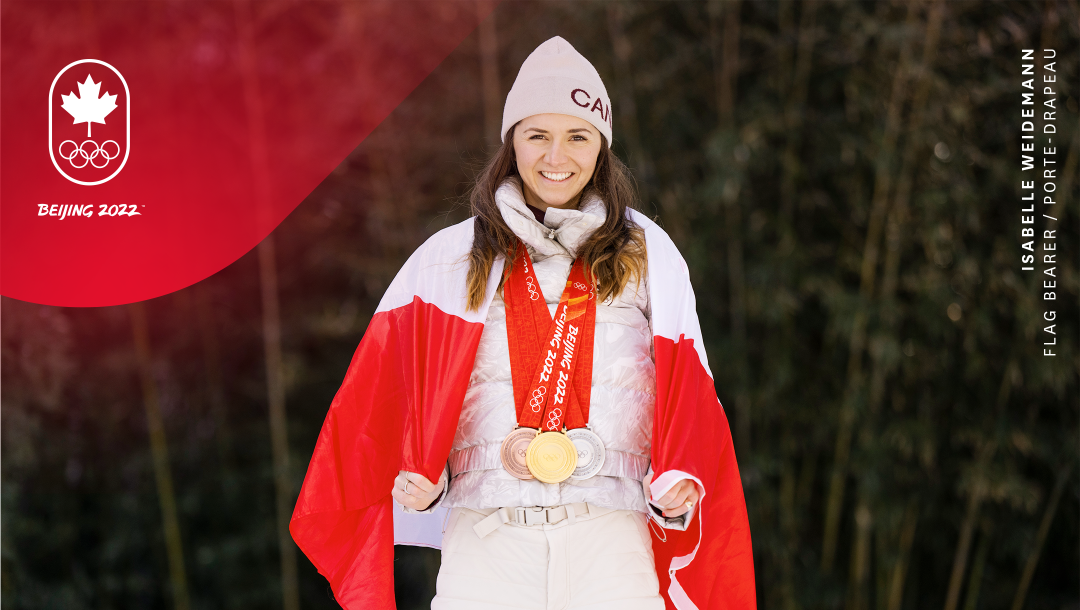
top-left (431, 506), bottom-right (665, 610)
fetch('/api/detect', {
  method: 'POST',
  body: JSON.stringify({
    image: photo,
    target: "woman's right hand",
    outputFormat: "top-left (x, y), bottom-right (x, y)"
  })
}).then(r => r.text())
top-left (391, 469), bottom-right (447, 511)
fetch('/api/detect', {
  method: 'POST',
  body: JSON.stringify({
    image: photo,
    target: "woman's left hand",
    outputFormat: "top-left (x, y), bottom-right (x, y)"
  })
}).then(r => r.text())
top-left (391, 469), bottom-right (446, 511)
top-left (643, 472), bottom-right (701, 519)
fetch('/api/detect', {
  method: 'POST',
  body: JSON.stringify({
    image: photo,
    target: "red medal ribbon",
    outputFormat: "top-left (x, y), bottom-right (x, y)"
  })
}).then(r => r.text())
top-left (504, 240), bottom-right (596, 431)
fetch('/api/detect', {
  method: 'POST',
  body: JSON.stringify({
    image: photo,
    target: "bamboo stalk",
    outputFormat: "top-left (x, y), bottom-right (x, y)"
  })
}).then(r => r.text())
top-left (796, 450), bottom-right (817, 512)
top-left (1010, 463), bottom-right (1074, 610)
top-left (845, 502), bottom-right (872, 610)
top-left (846, 4), bottom-right (944, 599)
top-left (476, 0), bottom-right (501, 145)
top-left (821, 0), bottom-right (920, 572)
top-left (779, 456), bottom-right (799, 610)
top-left (882, 0), bottom-right (944, 295)
top-left (943, 443), bottom-right (995, 610)
top-left (775, 0), bottom-right (793, 100)
top-left (707, 0), bottom-right (751, 456)
top-left (725, 200), bottom-right (749, 453)
top-left (259, 236), bottom-right (299, 610)
top-left (778, 0), bottom-right (819, 225)
top-left (196, 283), bottom-right (235, 481)
top-left (606, 2), bottom-right (656, 190)
top-left (380, 115), bottom-right (424, 255)
top-left (943, 350), bottom-right (1015, 610)
top-left (234, 2), bottom-right (300, 609)
top-left (874, 525), bottom-right (889, 610)
top-left (130, 302), bottom-right (191, 610)
top-left (870, 0), bottom-right (944, 404)
top-left (943, 484), bottom-right (983, 610)
top-left (773, 7), bottom-right (820, 571)
top-left (961, 521), bottom-right (993, 610)
top-left (885, 501), bottom-right (919, 610)
top-left (709, 0), bottom-right (739, 128)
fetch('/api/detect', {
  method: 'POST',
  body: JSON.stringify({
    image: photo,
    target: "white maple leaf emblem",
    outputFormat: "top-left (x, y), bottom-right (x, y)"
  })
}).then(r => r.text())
top-left (60, 75), bottom-right (117, 138)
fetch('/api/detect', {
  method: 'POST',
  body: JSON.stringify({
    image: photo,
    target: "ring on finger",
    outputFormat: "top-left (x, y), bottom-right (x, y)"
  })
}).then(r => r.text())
top-left (404, 480), bottom-right (411, 495)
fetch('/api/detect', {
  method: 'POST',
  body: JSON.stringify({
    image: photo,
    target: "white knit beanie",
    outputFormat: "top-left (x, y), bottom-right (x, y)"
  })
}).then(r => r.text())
top-left (501, 36), bottom-right (613, 148)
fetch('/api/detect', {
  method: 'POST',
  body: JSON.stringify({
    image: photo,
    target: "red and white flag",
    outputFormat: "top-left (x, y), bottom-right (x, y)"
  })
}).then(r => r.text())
top-left (289, 210), bottom-right (756, 609)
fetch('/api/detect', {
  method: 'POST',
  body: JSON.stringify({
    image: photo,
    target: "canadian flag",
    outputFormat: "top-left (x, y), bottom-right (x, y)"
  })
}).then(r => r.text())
top-left (289, 210), bottom-right (756, 609)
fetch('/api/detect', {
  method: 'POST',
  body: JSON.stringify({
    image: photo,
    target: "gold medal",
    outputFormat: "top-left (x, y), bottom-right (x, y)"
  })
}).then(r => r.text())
top-left (525, 431), bottom-right (578, 484)
top-left (500, 427), bottom-right (537, 480)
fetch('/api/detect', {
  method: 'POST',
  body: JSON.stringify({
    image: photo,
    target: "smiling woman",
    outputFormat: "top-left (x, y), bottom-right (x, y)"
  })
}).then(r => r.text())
top-left (290, 35), bottom-right (755, 610)
top-left (462, 103), bottom-right (647, 313)
top-left (514, 114), bottom-right (602, 212)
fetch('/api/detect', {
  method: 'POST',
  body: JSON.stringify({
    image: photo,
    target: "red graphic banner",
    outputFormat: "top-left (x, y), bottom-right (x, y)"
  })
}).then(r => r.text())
top-left (1, 0), bottom-right (493, 307)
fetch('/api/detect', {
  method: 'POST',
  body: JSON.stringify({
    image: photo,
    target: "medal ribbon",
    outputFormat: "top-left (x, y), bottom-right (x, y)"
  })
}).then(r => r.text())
top-left (504, 240), bottom-right (596, 431)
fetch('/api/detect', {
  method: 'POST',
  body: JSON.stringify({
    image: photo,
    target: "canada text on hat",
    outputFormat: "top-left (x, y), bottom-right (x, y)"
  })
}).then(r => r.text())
top-left (501, 36), bottom-right (613, 148)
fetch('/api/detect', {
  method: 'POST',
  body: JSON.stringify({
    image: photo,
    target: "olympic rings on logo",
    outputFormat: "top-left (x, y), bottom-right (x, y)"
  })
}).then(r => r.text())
top-left (526, 276), bottom-right (540, 301)
top-left (58, 139), bottom-right (120, 169)
top-left (573, 282), bottom-right (589, 292)
top-left (529, 386), bottom-right (547, 412)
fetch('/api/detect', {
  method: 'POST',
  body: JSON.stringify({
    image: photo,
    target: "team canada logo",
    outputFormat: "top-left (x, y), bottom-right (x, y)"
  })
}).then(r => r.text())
top-left (49, 59), bottom-right (129, 185)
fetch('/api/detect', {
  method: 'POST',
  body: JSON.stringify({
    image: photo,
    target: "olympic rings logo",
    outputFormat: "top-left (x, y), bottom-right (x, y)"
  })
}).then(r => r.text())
top-left (58, 139), bottom-right (120, 169)
top-left (526, 276), bottom-right (540, 301)
top-left (529, 386), bottom-right (547, 412)
top-left (545, 407), bottom-right (562, 430)
top-left (573, 281), bottom-right (595, 300)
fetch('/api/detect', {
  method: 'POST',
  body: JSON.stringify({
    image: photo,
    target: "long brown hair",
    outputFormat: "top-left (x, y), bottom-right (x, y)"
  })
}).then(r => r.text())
top-left (465, 124), bottom-right (647, 311)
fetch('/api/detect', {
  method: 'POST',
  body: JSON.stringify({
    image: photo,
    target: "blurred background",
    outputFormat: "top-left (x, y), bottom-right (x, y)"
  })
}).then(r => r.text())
top-left (2, 1), bottom-right (1078, 609)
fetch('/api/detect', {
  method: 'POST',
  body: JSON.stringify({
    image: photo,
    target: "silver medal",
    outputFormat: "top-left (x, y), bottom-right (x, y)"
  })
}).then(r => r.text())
top-left (567, 427), bottom-right (606, 480)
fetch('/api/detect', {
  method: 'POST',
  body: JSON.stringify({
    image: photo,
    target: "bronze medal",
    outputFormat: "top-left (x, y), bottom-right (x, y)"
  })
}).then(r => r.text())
top-left (500, 427), bottom-right (537, 480)
top-left (526, 431), bottom-right (578, 484)
top-left (566, 427), bottom-right (606, 480)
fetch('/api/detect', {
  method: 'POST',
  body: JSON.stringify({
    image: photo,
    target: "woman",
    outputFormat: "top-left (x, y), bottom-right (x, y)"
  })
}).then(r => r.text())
top-left (290, 36), bottom-right (754, 610)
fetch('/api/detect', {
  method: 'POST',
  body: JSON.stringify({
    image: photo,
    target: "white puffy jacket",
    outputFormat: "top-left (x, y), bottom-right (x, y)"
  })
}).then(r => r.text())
top-left (413, 176), bottom-right (692, 529)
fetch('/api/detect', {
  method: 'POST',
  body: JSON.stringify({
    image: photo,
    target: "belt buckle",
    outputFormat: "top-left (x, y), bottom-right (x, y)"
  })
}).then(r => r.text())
top-left (516, 506), bottom-right (548, 526)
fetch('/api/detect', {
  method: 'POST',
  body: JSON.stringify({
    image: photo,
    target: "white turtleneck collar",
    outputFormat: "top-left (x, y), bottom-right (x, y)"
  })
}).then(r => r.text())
top-left (495, 175), bottom-right (606, 259)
